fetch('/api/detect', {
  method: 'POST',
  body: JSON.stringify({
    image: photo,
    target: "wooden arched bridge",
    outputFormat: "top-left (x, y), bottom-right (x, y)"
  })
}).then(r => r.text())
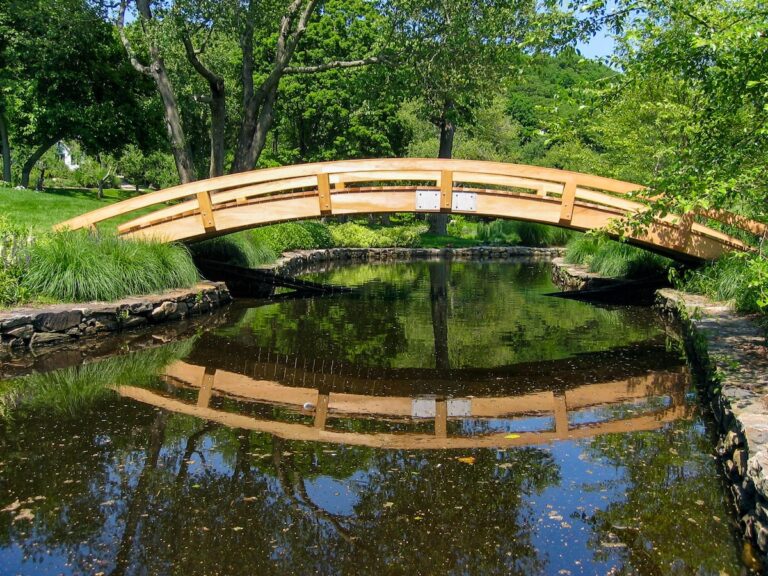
top-left (55, 159), bottom-right (766, 261)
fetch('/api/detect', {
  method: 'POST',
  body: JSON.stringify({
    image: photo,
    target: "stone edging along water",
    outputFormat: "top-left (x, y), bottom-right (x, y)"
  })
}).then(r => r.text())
top-left (552, 256), bottom-right (768, 559)
top-left (656, 289), bottom-right (768, 558)
top-left (0, 282), bottom-right (231, 353)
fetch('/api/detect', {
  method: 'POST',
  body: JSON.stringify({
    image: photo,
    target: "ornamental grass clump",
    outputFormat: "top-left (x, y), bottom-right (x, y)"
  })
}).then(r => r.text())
top-left (565, 235), bottom-right (671, 279)
top-left (188, 232), bottom-right (276, 267)
top-left (22, 230), bottom-right (198, 302)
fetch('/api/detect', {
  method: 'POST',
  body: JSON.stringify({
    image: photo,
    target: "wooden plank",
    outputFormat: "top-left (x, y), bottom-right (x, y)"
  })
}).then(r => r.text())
top-left (440, 170), bottom-right (452, 212)
top-left (317, 173), bottom-right (332, 215)
top-left (435, 399), bottom-right (448, 438)
top-left (197, 367), bottom-right (216, 408)
top-left (559, 177), bottom-right (577, 224)
top-left (314, 392), bottom-right (330, 429)
top-left (553, 394), bottom-right (569, 435)
top-left (196, 191), bottom-right (216, 231)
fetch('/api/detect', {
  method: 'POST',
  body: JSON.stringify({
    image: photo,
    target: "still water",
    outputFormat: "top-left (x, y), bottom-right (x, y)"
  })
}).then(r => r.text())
top-left (0, 260), bottom-right (749, 575)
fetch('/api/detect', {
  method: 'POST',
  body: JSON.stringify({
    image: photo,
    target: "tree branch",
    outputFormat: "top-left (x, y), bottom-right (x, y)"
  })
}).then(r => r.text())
top-left (117, 0), bottom-right (152, 75)
top-left (284, 55), bottom-right (383, 74)
top-left (181, 30), bottom-right (223, 86)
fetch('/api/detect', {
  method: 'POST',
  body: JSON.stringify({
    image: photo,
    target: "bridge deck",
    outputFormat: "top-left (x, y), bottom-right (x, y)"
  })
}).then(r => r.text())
top-left (55, 159), bottom-right (766, 261)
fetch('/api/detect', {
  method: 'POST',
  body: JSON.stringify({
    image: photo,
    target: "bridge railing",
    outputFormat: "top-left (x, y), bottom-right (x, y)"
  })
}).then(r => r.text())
top-left (54, 158), bottom-right (766, 255)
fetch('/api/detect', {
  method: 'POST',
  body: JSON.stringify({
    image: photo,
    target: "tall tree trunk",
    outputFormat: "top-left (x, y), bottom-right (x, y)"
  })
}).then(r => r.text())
top-left (429, 99), bottom-right (456, 235)
top-left (0, 112), bottom-right (11, 183)
top-left (153, 63), bottom-right (197, 183)
top-left (119, 0), bottom-right (196, 184)
top-left (208, 83), bottom-right (226, 178)
top-left (20, 136), bottom-right (58, 189)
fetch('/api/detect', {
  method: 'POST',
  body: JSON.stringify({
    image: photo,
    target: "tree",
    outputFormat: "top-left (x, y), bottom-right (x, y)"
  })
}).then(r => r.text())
top-left (580, 0), bottom-right (768, 220)
top-left (116, 0), bottom-right (387, 182)
top-left (0, 0), bottom-right (157, 188)
top-left (387, 0), bottom-right (580, 234)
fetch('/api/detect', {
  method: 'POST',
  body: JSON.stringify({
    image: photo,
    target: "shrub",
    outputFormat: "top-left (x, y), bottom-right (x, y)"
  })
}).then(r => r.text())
top-left (476, 220), bottom-right (521, 245)
top-left (22, 231), bottom-right (198, 302)
top-left (188, 232), bottom-right (276, 267)
top-left (329, 222), bottom-right (425, 248)
top-left (250, 221), bottom-right (334, 253)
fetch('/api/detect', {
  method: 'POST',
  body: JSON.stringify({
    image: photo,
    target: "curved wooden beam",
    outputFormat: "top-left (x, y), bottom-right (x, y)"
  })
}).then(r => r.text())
top-left (54, 159), bottom-right (764, 261)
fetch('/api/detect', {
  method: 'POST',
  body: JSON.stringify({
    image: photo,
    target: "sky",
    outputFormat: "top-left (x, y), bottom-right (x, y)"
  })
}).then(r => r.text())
top-left (576, 27), bottom-right (617, 61)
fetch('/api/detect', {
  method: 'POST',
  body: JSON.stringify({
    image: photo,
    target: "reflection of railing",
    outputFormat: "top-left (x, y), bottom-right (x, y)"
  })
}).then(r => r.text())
top-left (54, 159), bottom-right (765, 260)
top-left (116, 360), bottom-right (692, 449)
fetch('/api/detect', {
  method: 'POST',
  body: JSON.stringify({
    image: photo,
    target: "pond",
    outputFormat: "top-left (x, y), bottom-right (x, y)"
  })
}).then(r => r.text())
top-left (0, 259), bottom-right (751, 575)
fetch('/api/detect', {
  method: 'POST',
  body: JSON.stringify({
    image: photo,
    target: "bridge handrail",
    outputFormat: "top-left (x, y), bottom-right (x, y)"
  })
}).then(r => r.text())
top-left (53, 158), bottom-right (766, 254)
top-left (55, 159), bottom-right (644, 230)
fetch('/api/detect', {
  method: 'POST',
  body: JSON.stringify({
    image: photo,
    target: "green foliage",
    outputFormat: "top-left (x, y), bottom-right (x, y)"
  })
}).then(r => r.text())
top-left (189, 232), bottom-right (276, 268)
top-left (475, 220), bottom-right (521, 245)
top-left (118, 144), bottom-right (148, 191)
top-left (22, 231), bottom-right (198, 302)
top-left (73, 157), bottom-right (119, 190)
top-left (680, 253), bottom-right (768, 314)
top-left (509, 222), bottom-right (572, 247)
top-left (329, 222), bottom-right (425, 248)
top-left (565, 235), bottom-right (672, 279)
top-left (250, 222), bottom-right (334, 254)
top-left (144, 151), bottom-right (179, 190)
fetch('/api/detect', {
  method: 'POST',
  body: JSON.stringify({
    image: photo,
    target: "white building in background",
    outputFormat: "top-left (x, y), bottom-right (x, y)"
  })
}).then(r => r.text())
top-left (55, 141), bottom-right (79, 170)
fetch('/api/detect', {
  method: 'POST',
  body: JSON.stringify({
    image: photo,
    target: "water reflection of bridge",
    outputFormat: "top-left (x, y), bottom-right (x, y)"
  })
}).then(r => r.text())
top-left (119, 348), bottom-right (692, 449)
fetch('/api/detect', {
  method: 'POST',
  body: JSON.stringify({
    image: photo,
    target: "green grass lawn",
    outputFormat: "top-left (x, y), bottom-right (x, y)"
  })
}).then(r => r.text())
top-left (0, 186), bottom-right (158, 231)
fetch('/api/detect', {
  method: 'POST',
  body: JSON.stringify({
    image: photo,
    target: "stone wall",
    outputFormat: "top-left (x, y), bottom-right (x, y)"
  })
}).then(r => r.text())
top-left (0, 282), bottom-right (231, 353)
top-left (656, 289), bottom-right (768, 558)
top-left (549, 257), bottom-right (622, 291)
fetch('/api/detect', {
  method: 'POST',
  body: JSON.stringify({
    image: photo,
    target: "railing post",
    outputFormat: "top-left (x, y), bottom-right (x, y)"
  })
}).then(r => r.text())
top-left (440, 170), bottom-right (453, 212)
top-left (558, 177), bottom-right (577, 224)
top-left (317, 173), bottom-right (332, 215)
top-left (196, 190), bottom-right (216, 232)
top-left (314, 392), bottom-right (330, 429)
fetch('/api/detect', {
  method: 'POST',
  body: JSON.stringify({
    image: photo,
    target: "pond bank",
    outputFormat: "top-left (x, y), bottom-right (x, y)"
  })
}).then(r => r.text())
top-left (0, 282), bottom-right (231, 354)
top-left (657, 289), bottom-right (768, 561)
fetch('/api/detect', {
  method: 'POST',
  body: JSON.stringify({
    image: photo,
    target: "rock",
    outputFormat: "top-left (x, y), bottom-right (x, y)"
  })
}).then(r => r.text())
top-left (30, 332), bottom-right (71, 348)
top-left (129, 302), bottom-right (153, 315)
top-left (34, 310), bottom-right (82, 332)
top-left (5, 324), bottom-right (34, 340)
top-left (0, 315), bottom-right (32, 331)
top-left (735, 449), bottom-right (749, 477)
top-left (150, 301), bottom-right (177, 321)
top-left (122, 316), bottom-right (148, 329)
top-left (756, 520), bottom-right (768, 552)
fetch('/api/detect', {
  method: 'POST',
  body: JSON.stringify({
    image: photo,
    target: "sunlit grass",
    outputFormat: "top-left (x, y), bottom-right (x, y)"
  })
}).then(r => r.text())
top-left (565, 235), bottom-right (672, 279)
top-left (22, 230), bottom-right (198, 302)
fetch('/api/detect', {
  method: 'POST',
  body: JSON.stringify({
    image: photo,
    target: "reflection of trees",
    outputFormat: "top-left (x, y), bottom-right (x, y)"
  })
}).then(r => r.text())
top-left (581, 421), bottom-right (742, 574)
top-left (213, 261), bottom-right (666, 371)
top-left (0, 403), bottom-right (564, 575)
top-left (429, 261), bottom-right (450, 371)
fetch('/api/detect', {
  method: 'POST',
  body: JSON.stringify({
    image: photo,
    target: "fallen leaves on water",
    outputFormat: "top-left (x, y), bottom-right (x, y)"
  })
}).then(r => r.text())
top-left (13, 509), bottom-right (34, 523)
top-left (456, 456), bottom-right (476, 465)
top-left (383, 502), bottom-right (394, 508)
top-left (1, 500), bottom-right (20, 513)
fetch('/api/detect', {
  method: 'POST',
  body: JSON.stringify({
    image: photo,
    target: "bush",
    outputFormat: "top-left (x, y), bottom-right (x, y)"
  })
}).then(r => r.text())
top-left (476, 220), bottom-right (521, 245)
top-left (250, 221), bottom-right (334, 253)
top-left (188, 232), bottom-right (276, 267)
top-left (565, 235), bottom-right (672, 279)
top-left (0, 217), bottom-right (32, 306)
top-left (329, 222), bottom-right (425, 248)
top-left (681, 252), bottom-right (768, 314)
top-left (22, 231), bottom-right (198, 302)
